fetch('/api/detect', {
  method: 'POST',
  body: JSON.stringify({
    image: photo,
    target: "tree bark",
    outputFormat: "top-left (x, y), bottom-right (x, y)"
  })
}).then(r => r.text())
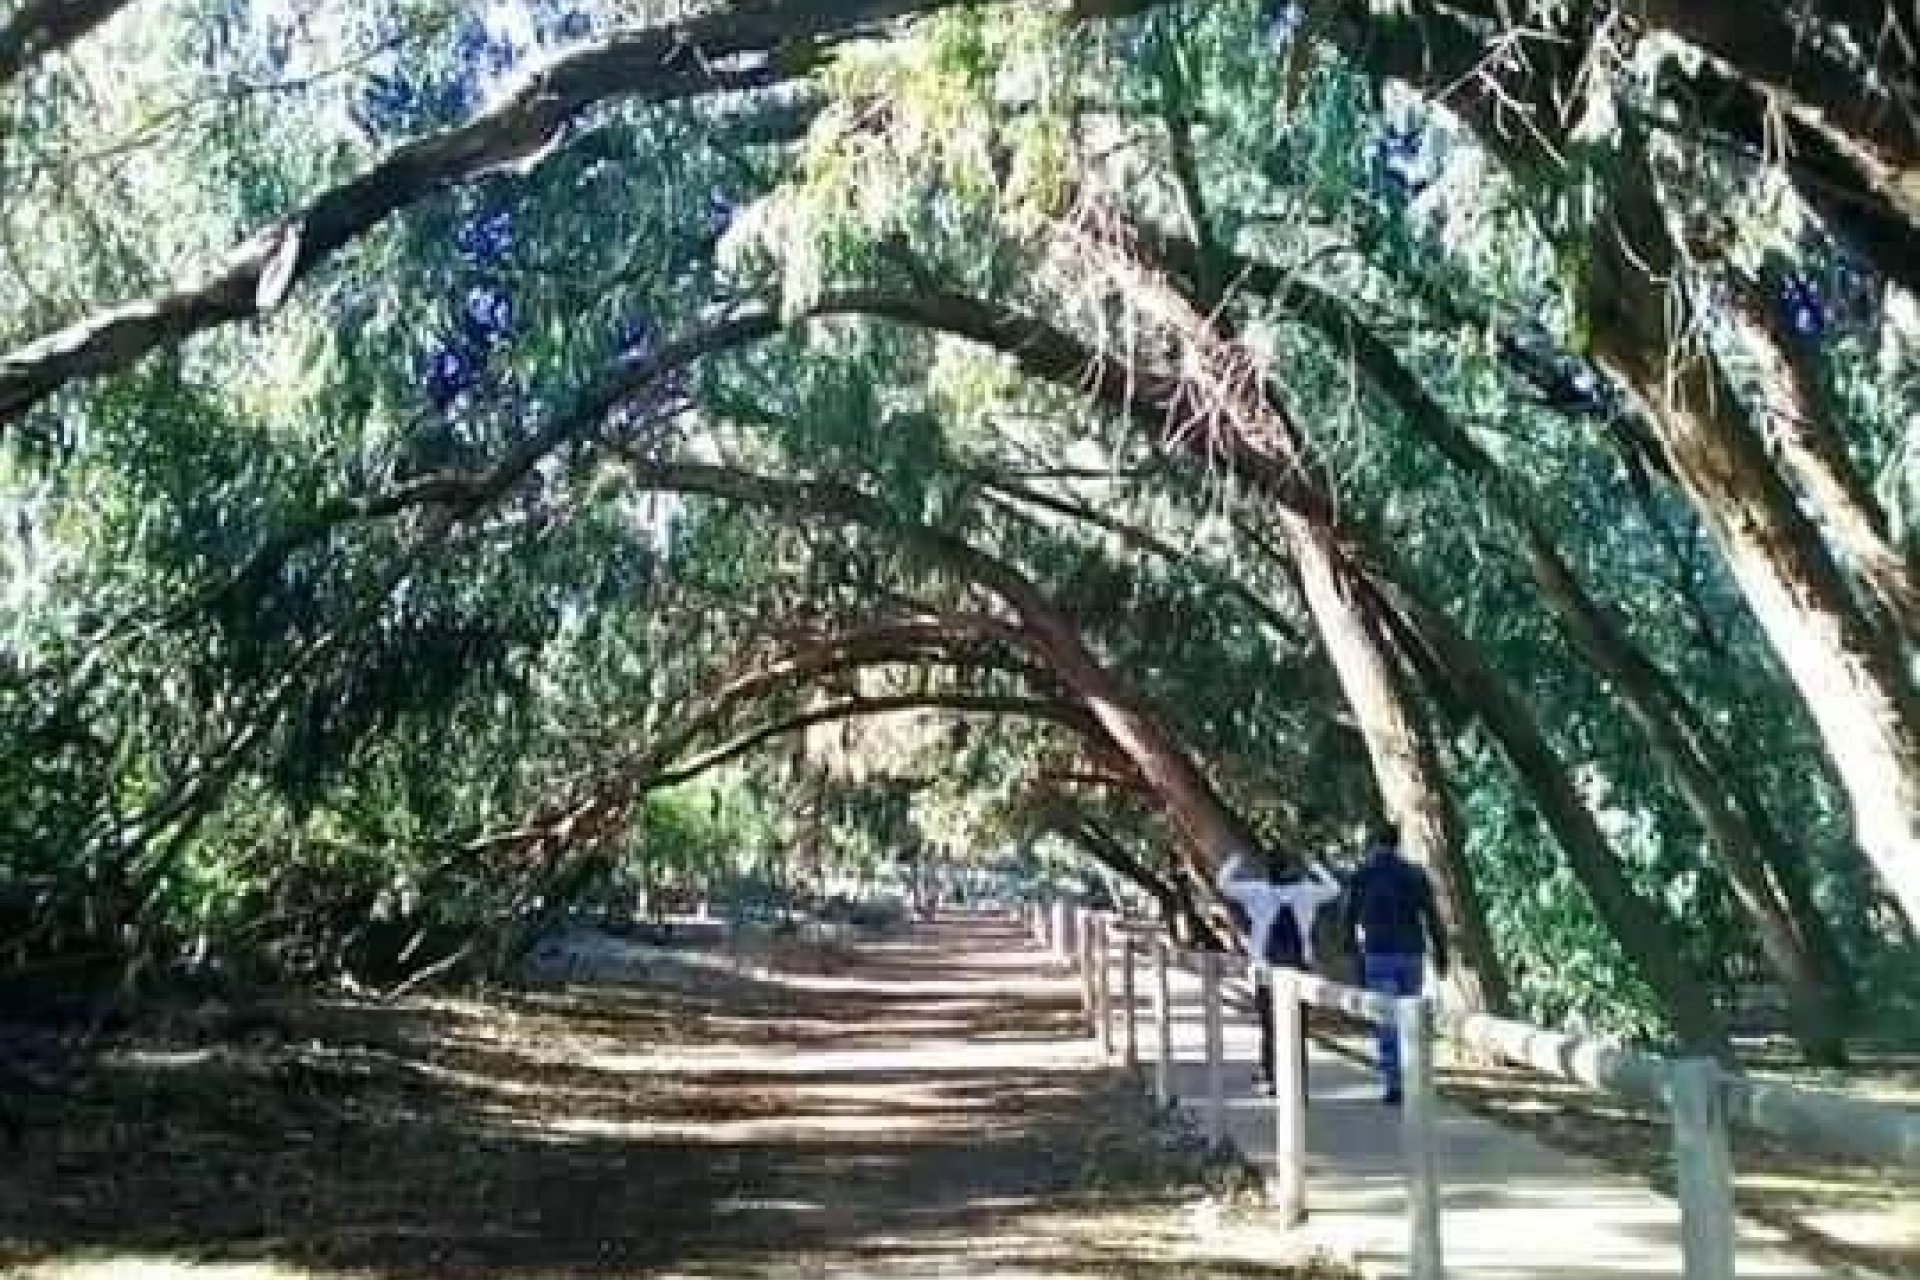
top-left (0, 0), bottom-right (137, 88)
top-left (1521, 528), bottom-right (1852, 1060)
top-left (1286, 515), bottom-right (1509, 1014)
top-left (619, 457), bottom-right (1272, 879)
top-left (1586, 147), bottom-right (1920, 934)
top-left (1037, 802), bottom-right (1213, 944)
top-left (0, 0), bottom-right (1187, 423)
top-left (1632, 0), bottom-right (1919, 172)
top-left (1668, 55), bottom-right (1920, 296)
top-left (1377, 576), bottom-right (1732, 1055)
top-left (1312, 0), bottom-right (1920, 291)
top-left (1314, 0), bottom-right (1920, 936)
top-left (1069, 210), bottom-right (1514, 1013)
top-left (1725, 274), bottom-right (1918, 644)
top-left (1395, 0), bottom-right (1920, 187)
top-left (1258, 263), bottom-right (1853, 1059)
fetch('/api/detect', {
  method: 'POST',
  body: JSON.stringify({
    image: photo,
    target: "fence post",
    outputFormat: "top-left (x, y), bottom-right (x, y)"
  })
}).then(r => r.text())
top-left (1052, 900), bottom-right (1070, 962)
top-left (1122, 931), bottom-right (1139, 1069)
top-left (1095, 916), bottom-right (1114, 1057)
top-left (1398, 996), bottom-right (1444, 1280)
top-left (1153, 938), bottom-right (1173, 1105)
top-left (1202, 950), bottom-right (1225, 1148)
top-left (1272, 970), bottom-right (1306, 1225)
top-left (1670, 1058), bottom-right (1735, 1280)
top-left (1077, 910), bottom-right (1095, 1028)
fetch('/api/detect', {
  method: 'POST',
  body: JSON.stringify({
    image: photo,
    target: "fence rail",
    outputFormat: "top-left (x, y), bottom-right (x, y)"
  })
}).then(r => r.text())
top-left (1021, 899), bottom-right (1920, 1280)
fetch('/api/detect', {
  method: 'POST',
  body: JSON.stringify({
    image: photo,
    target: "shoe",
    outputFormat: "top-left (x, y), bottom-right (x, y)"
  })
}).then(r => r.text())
top-left (1254, 1077), bottom-right (1276, 1097)
top-left (1382, 1091), bottom-right (1403, 1107)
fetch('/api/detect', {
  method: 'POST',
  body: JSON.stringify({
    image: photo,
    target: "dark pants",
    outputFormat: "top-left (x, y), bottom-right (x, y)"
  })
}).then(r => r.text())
top-left (1253, 974), bottom-right (1309, 1095)
top-left (1362, 952), bottom-right (1424, 1097)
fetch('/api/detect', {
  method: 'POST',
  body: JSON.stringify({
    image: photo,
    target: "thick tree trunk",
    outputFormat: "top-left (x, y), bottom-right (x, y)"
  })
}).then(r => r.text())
top-left (1379, 577), bottom-right (1732, 1056)
top-left (1523, 529), bottom-right (1853, 1060)
top-left (1324, 0), bottom-right (1920, 292)
top-left (1587, 153), bottom-right (1920, 934)
top-left (1069, 212), bottom-right (1513, 1012)
top-left (1416, 0), bottom-right (1920, 197)
top-left (0, 0), bottom-right (137, 87)
top-left (1726, 277), bottom-right (1919, 644)
top-left (1254, 260), bottom-right (1854, 1058)
top-left (1313, 0), bottom-right (1920, 935)
top-left (984, 572), bottom-right (1270, 875)
top-left (1286, 515), bottom-right (1509, 1015)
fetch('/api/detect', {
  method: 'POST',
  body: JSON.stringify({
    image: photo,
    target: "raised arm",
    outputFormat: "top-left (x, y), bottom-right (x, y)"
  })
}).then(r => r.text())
top-left (1215, 851), bottom-right (1261, 903)
top-left (1302, 860), bottom-right (1343, 908)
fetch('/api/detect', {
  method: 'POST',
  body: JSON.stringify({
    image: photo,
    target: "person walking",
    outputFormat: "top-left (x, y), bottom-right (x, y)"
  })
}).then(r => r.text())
top-left (1216, 851), bottom-right (1342, 1096)
top-left (1341, 820), bottom-right (1449, 1105)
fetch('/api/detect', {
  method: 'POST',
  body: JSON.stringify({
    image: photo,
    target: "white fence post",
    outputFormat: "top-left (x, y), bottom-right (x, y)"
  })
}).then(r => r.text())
top-left (1122, 932), bottom-right (1139, 1069)
top-left (1053, 900), bottom-right (1070, 962)
top-left (1670, 1058), bottom-right (1736, 1280)
top-left (1077, 910), bottom-right (1095, 1028)
top-left (1398, 996), bottom-right (1444, 1280)
top-left (1272, 970), bottom-right (1307, 1225)
top-left (1153, 938), bottom-right (1173, 1105)
top-left (1095, 916), bottom-right (1114, 1057)
top-left (1203, 950), bottom-right (1225, 1148)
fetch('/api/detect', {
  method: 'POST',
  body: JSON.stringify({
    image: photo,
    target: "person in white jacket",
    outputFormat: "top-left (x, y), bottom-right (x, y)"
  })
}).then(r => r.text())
top-left (1216, 851), bottom-right (1344, 1094)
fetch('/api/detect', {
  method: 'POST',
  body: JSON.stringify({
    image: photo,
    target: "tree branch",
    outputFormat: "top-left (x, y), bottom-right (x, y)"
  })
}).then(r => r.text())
top-left (977, 471), bottom-right (1309, 649)
top-left (0, 0), bottom-right (1201, 422)
top-left (0, 0), bottom-right (136, 89)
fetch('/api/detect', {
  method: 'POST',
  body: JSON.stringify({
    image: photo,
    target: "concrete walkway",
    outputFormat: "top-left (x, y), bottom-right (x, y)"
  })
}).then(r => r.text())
top-left (1086, 937), bottom-right (1832, 1280)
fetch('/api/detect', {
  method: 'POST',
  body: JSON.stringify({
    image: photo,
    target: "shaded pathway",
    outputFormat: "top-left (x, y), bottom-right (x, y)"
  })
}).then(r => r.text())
top-left (1113, 946), bottom-right (1839, 1280)
top-left (1, 913), bottom-right (1321, 1280)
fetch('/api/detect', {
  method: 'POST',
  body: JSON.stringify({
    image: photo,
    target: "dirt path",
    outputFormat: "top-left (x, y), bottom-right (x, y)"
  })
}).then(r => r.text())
top-left (1, 913), bottom-right (1332, 1279)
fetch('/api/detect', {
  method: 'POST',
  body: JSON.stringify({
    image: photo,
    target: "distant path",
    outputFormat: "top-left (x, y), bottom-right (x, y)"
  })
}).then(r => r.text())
top-left (1129, 951), bottom-right (1839, 1280)
top-left (0, 913), bottom-right (1313, 1280)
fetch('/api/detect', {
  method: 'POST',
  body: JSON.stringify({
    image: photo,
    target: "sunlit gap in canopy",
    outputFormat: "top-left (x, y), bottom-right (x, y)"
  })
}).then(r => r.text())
top-left (17, 1258), bottom-right (327, 1280)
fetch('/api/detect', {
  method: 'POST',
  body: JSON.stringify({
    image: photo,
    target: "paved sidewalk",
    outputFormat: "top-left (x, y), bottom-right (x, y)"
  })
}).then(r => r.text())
top-left (1085, 938), bottom-right (1831, 1280)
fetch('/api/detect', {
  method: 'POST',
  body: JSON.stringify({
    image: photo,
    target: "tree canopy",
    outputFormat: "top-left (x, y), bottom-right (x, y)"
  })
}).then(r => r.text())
top-left (1, 0), bottom-right (1915, 1059)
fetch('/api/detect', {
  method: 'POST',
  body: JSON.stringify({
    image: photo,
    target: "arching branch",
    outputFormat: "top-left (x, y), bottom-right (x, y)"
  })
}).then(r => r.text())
top-left (1023, 793), bottom-right (1215, 945)
top-left (648, 692), bottom-right (1096, 791)
top-left (0, 0), bottom-right (1189, 422)
top-left (462, 606), bottom-right (1084, 855)
top-left (977, 473), bottom-right (1310, 650)
top-left (466, 688), bottom-right (1100, 863)
top-left (0, 0), bottom-right (137, 89)
top-left (612, 453), bottom-right (1269, 874)
top-left (170, 278), bottom-right (1323, 624)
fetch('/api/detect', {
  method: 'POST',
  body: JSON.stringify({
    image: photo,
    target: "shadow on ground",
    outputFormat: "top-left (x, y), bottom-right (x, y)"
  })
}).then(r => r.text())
top-left (1, 916), bottom-right (1334, 1280)
top-left (1308, 1012), bottom-right (1918, 1278)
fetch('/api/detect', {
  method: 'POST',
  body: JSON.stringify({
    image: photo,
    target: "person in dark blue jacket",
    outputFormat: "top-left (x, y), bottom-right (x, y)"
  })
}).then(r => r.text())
top-left (1340, 820), bottom-right (1449, 1105)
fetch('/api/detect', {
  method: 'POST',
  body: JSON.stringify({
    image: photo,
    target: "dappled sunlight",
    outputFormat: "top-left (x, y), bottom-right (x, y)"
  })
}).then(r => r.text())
top-left (1312, 1018), bottom-right (1920, 1277)
top-left (578, 1038), bottom-right (1094, 1076)
top-left (539, 1107), bottom-right (949, 1141)
top-left (18, 1255), bottom-right (322, 1280)
top-left (2, 919), bottom-right (1328, 1280)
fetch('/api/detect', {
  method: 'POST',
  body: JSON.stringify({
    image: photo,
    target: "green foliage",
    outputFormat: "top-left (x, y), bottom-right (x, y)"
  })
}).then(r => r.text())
top-left (0, 0), bottom-right (1913, 1057)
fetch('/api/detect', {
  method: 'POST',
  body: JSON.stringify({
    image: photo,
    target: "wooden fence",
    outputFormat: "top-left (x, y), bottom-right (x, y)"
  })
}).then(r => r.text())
top-left (1023, 901), bottom-right (1920, 1280)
